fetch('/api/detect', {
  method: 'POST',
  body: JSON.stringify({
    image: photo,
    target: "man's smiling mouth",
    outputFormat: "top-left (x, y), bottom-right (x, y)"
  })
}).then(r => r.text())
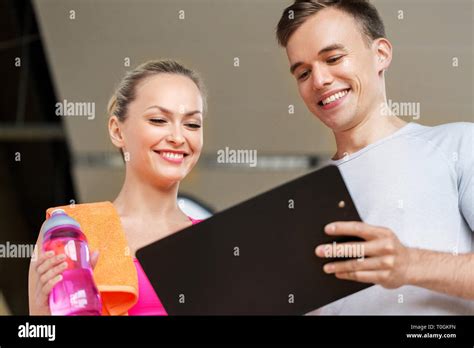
top-left (318, 88), bottom-right (351, 107)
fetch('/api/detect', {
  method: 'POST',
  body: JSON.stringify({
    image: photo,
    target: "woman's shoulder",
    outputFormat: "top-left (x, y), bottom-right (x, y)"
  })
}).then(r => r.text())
top-left (45, 201), bottom-right (114, 218)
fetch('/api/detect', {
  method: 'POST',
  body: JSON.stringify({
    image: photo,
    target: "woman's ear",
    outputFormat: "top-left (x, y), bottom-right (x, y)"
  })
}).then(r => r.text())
top-left (108, 115), bottom-right (125, 150)
top-left (373, 37), bottom-right (392, 74)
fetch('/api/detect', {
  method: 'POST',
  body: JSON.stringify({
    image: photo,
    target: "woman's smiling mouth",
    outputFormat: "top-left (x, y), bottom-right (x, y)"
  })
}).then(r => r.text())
top-left (154, 150), bottom-right (189, 164)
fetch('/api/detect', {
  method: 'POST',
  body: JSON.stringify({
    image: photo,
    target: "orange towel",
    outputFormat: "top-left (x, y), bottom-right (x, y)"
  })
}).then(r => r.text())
top-left (45, 201), bottom-right (138, 315)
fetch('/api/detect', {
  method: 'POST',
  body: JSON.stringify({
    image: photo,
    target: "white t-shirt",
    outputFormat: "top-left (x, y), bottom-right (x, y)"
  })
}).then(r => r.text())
top-left (309, 122), bottom-right (474, 315)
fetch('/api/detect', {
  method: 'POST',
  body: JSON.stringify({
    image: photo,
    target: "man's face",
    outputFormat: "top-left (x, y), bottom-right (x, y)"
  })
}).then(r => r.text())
top-left (286, 8), bottom-right (384, 132)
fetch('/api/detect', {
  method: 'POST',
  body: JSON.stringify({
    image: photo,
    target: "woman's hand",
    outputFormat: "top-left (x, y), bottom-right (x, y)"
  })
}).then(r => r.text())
top-left (30, 249), bottom-right (99, 315)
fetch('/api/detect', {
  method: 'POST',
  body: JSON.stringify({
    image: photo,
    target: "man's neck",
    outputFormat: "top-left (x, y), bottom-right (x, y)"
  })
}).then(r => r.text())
top-left (332, 111), bottom-right (408, 161)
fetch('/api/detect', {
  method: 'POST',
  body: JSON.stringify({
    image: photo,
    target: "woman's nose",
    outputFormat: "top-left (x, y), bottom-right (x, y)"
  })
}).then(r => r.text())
top-left (166, 127), bottom-right (185, 145)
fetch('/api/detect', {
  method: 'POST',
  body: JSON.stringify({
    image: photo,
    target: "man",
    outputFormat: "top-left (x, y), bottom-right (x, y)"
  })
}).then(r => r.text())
top-left (276, 0), bottom-right (473, 314)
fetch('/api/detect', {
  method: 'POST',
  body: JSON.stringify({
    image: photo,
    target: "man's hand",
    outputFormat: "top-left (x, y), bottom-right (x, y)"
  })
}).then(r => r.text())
top-left (315, 221), bottom-right (412, 289)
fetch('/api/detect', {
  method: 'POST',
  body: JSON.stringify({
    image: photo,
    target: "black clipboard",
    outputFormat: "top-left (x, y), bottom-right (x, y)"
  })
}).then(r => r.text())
top-left (136, 165), bottom-right (372, 315)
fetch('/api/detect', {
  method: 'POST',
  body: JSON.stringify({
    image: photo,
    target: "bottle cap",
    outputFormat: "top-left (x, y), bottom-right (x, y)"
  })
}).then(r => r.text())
top-left (41, 209), bottom-right (81, 236)
top-left (51, 209), bottom-right (66, 216)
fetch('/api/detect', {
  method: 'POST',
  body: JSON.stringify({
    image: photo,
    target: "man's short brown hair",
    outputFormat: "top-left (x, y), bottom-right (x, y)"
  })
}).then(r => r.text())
top-left (276, 0), bottom-right (386, 47)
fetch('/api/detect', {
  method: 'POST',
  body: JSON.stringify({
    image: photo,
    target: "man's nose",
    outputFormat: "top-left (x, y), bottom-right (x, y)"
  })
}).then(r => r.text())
top-left (311, 64), bottom-right (333, 90)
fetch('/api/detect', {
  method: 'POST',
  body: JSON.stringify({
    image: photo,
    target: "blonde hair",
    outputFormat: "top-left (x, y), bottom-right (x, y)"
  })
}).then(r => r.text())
top-left (107, 59), bottom-right (207, 121)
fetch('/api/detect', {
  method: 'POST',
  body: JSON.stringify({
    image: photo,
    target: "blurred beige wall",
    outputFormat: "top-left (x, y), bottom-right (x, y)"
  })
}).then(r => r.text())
top-left (32, 0), bottom-right (473, 211)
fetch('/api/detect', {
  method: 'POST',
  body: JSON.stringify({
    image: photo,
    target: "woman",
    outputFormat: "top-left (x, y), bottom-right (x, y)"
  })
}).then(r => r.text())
top-left (28, 59), bottom-right (207, 315)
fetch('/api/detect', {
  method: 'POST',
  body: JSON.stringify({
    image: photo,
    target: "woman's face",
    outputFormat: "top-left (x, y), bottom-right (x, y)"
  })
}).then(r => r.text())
top-left (119, 73), bottom-right (204, 187)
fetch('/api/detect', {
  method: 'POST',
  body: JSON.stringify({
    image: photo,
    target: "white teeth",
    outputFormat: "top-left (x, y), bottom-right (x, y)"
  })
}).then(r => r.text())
top-left (321, 89), bottom-right (349, 106)
top-left (161, 152), bottom-right (184, 159)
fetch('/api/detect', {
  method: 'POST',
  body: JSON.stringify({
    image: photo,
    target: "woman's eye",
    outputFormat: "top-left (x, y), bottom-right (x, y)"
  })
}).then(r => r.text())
top-left (150, 118), bottom-right (167, 124)
top-left (327, 55), bottom-right (343, 64)
top-left (185, 123), bottom-right (201, 129)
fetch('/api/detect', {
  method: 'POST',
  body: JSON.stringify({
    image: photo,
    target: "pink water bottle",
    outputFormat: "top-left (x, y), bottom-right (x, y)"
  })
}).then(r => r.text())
top-left (41, 209), bottom-right (102, 315)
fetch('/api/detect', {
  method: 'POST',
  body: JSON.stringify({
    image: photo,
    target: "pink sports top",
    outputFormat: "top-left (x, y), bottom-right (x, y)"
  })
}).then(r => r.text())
top-left (128, 217), bottom-right (201, 316)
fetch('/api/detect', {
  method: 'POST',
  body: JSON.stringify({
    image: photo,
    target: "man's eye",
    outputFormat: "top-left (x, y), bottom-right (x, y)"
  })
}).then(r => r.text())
top-left (186, 123), bottom-right (201, 129)
top-left (150, 118), bottom-right (167, 124)
top-left (298, 70), bottom-right (310, 81)
top-left (327, 55), bottom-right (343, 64)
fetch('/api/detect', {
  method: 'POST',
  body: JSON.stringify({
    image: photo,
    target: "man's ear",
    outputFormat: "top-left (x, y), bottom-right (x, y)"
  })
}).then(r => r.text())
top-left (108, 115), bottom-right (125, 150)
top-left (373, 37), bottom-right (392, 74)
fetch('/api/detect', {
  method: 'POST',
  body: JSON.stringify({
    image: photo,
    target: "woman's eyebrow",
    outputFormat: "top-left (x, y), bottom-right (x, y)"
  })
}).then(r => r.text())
top-left (144, 105), bottom-right (201, 116)
top-left (143, 105), bottom-right (171, 114)
top-left (184, 110), bottom-right (202, 117)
